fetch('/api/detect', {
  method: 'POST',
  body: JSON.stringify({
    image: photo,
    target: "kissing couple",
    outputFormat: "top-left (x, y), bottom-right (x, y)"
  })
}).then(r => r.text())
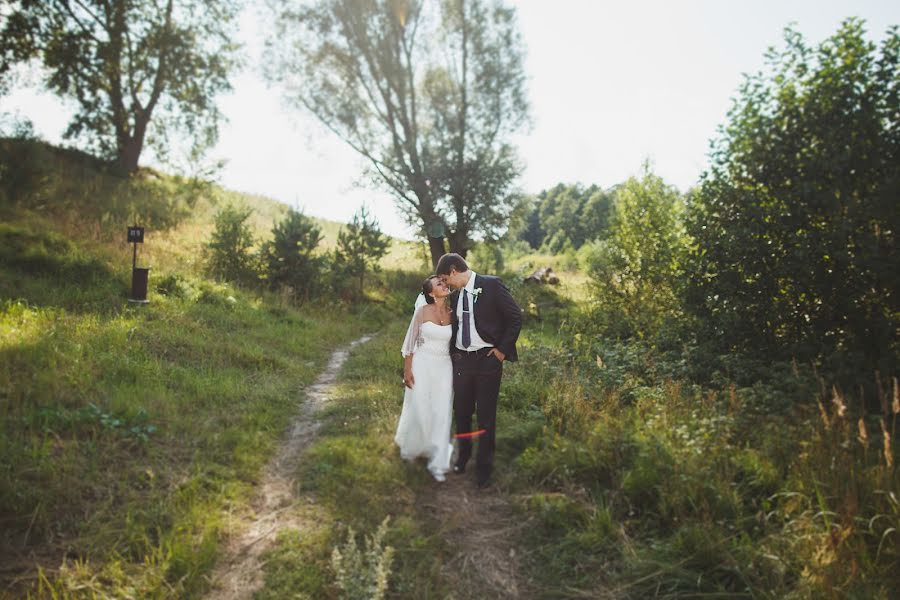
top-left (394, 253), bottom-right (522, 488)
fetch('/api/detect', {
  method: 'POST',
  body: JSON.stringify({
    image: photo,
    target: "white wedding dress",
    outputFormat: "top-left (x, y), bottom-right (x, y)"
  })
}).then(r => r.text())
top-left (395, 305), bottom-right (454, 479)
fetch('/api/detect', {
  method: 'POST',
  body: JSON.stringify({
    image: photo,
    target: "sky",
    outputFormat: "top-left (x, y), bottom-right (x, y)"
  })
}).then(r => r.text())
top-left (3, 0), bottom-right (898, 238)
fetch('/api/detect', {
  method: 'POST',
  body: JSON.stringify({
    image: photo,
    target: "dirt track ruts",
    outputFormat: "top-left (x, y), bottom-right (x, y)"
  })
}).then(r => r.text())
top-left (203, 334), bottom-right (373, 600)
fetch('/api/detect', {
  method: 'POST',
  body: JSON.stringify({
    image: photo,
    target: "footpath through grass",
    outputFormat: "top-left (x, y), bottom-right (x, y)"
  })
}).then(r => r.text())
top-left (251, 282), bottom-right (576, 599)
top-left (254, 317), bottom-right (449, 599)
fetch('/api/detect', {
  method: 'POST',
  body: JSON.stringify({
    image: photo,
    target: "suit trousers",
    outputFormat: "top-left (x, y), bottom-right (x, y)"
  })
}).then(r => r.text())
top-left (451, 349), bottom-right (503, 479)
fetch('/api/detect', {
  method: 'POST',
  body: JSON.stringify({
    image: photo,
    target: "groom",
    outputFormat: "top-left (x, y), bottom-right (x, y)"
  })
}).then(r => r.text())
top-left (436, 253), bottom-right (522, 489)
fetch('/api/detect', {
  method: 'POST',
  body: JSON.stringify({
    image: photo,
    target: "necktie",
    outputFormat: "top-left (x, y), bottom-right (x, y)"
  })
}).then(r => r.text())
top-left (462, 290), bottom-right (472, 348)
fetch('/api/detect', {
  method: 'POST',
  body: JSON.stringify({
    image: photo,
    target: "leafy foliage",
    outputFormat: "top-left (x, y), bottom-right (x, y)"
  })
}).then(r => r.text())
top-left (686, 20), bottom-right (900, 375)
top-left (518, 183), bottom-right (614, 251)
top-left (0, 0), bottom-right (241, 172)
top-left (206, 204), bottom-right (258, 285)
top-left (332, 206), bottom-right (390, 299)
top-left (262, 209), bottom-right (324, 299)
top-left (583, 166), bottom-right (689, 338)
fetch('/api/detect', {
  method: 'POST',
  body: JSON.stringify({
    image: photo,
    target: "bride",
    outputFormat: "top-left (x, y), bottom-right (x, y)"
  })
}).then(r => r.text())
top-left (395, 275), bottom-right (454, 482)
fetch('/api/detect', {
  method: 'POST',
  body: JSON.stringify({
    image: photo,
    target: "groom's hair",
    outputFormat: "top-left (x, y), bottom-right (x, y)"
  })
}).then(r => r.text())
top-left (435, 253), bottom-right (468, 276)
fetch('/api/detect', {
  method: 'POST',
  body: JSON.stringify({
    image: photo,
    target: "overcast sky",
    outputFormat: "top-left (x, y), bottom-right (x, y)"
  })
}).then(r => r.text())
top-left (4, 1), bottom-right (897, 238)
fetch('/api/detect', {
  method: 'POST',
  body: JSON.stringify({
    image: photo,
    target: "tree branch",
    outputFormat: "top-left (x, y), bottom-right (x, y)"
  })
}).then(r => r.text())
top-left (71, 0), bottom-right (106, 29)
top-left (54, 0), bottom-right (105, 45)
top-left (144, 0), bottom-right (173, 116)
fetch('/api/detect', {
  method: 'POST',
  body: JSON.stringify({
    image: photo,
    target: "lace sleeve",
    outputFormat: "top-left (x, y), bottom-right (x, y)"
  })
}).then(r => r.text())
top-left (401, 305), bottom-right (427, 357)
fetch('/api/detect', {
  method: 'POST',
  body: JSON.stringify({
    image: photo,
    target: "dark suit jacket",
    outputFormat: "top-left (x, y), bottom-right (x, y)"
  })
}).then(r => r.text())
top-left (449, 274), bottom-right (522, 362)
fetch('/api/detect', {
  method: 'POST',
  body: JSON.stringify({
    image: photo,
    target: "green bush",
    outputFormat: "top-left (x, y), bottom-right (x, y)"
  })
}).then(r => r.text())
top-left (262, 208), bottom-right (324, 299)
top-left (154, 273), bottom-right (193, 299)
top-left (206, 203), bottom-right (259, 285)
top-left (331, 206), bottom-right (389, 301)
top-left (686, 20), bottom-right (900, 377)
top-left (585, 166), bottom-right (689, 340)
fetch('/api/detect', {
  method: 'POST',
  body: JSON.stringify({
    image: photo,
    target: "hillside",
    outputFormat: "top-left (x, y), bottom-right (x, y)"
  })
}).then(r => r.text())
top-left (0, 137), bottom-right (425, 279)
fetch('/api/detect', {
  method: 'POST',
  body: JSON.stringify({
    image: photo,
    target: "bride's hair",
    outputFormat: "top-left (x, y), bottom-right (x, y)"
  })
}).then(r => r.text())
top-left (421, 276), bottom-right (438, 304)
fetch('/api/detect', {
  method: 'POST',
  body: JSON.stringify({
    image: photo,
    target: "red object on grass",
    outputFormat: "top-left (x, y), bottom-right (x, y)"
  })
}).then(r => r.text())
top-left (453, 429), bottom-right (486, 439)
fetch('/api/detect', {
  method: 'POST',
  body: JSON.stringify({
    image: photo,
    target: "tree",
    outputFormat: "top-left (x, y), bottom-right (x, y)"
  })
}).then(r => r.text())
top-left (686, 20), bottom-right (900, 372)
top-left (0, 0), bottom-right (241, 173)
top-left (207, 204), bottom-right (257, 284)
top-left (263, 209), bottom-right (324, 298)
top-left (581, 186), bottom-right (614, 243)
top-left (264, 0), bottom-right (529, 266)
top-left (540, 185), bottom-right (584, 249)
top-left (333, 205), bottom-right (390, 297)
top-left (520, 183), bottom-right (614, 250)
top-left (585, 167), bottom-right (688, 338)
top-left (517, 196), bottom-right (544, 249)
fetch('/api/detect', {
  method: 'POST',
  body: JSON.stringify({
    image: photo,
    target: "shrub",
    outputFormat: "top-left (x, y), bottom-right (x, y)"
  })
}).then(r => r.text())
top-left (585, 165), bottom-right (689, 339)
top-left (331, 206), bottom-right (389, 301)
top-left (331, 517), bottom-right (394, 600)
top-left (154, 273), bottom-right (193, 299)
top-left (685, 20), bottom-right (900, 376)
top-left (206, 203), bottom-right (258, 285)
top-left (262, 208), bottom-right (324, 300)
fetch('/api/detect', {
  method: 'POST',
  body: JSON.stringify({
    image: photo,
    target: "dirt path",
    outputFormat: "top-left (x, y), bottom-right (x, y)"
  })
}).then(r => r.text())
top-left (203, 334), bottom-right (373, 600)
top-left (421, 470), bottom-right (533, 599)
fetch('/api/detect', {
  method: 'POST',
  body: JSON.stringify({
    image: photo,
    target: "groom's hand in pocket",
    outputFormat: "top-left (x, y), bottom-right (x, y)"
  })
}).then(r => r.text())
top-left (488, 348), bottom-right (505, 362)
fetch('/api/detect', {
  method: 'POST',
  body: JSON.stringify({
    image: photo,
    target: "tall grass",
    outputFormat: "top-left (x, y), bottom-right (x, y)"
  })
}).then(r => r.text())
top-left (504, 327), bottom-right (899, 598)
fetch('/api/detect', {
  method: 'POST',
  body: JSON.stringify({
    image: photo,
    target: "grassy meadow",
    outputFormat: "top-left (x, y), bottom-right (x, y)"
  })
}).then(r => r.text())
top-left (2, 137), bottom-right (897, 599)
top-left (0, 139), bottom-right (417, 598)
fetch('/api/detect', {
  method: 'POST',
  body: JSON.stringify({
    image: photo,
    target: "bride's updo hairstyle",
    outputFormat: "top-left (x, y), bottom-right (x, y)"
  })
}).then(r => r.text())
top-left (421, 276), bottom-right (438, 304)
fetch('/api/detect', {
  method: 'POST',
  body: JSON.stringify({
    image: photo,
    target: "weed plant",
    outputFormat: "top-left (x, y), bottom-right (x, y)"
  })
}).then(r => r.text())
top-left (331, 517), bottom-right (395, 600)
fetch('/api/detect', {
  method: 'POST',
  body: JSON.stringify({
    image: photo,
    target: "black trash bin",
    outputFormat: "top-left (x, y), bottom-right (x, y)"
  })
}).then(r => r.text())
top-left (130, 267), bottom-right (150, 303)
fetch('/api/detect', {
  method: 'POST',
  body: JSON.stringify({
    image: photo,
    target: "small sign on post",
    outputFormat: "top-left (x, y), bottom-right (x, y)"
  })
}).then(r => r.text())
top-left (127, 225), bottom-right (150, 304)
top-left (127, 226), bottom-right (144, 245)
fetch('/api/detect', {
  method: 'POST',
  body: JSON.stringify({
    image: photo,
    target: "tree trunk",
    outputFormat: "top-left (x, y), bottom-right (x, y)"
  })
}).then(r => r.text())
top-left (427, 236), bottom-right (446, 268)
top-left (447, 230), bottom-right (468, 259)
top-left (116, 138), bottom-right (142, 174)
top-left (115, 113), bottom-right (149, 174)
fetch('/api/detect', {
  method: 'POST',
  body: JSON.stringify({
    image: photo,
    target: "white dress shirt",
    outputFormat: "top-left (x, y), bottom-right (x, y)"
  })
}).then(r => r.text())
top-left (455, 271), bottom-right (492, 351)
